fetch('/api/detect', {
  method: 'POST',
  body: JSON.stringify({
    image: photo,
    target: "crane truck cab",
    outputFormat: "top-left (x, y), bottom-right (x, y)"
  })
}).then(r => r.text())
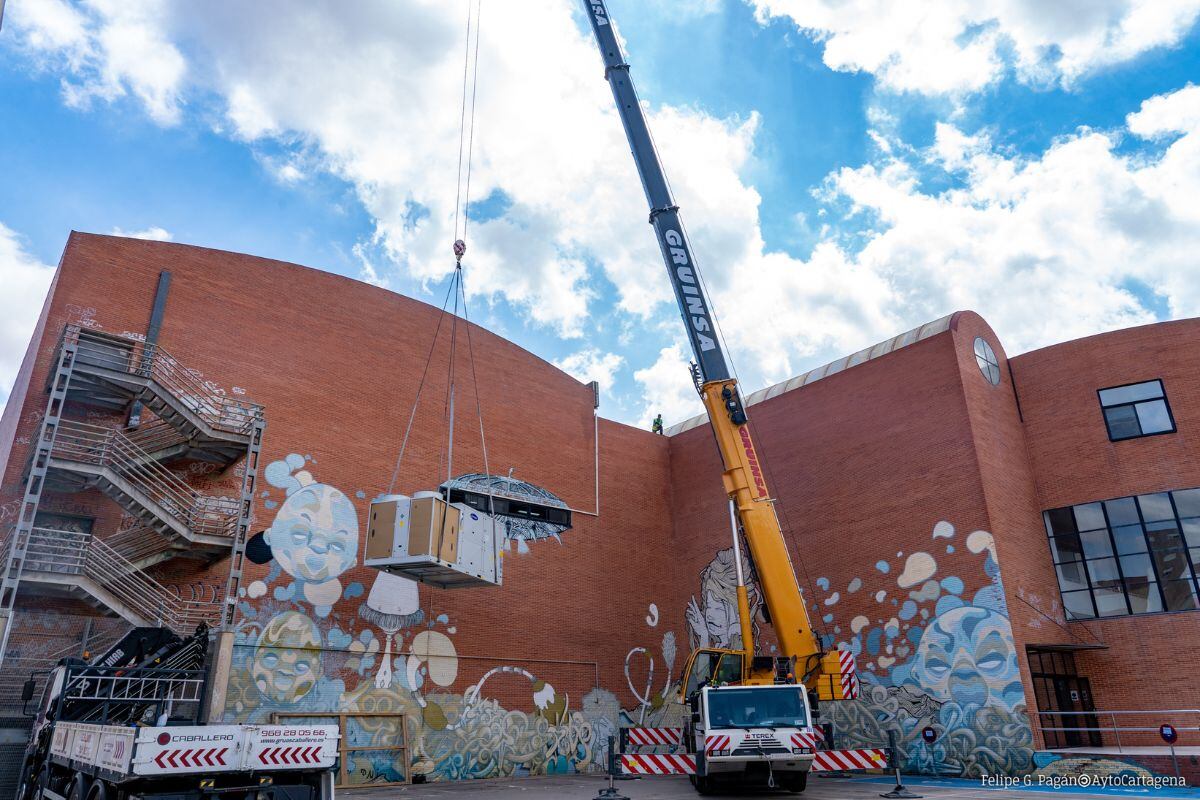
top-left (689, 683), bottom-right (815, 794)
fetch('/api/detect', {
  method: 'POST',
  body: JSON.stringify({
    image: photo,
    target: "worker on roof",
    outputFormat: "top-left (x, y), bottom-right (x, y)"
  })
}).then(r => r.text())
top-left (652, 413), bottom-right (663, 435)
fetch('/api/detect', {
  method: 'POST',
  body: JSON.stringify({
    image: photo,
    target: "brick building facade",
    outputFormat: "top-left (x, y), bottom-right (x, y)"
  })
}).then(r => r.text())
top-left (1, 233), bottom-right (1197, 785)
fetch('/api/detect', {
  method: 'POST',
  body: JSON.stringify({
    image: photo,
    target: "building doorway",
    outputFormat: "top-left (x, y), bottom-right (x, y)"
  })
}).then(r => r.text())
top-left (1027, 648), bottom-right (1102, 749)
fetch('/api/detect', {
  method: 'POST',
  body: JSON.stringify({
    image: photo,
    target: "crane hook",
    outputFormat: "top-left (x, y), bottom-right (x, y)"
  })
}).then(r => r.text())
top-left (453, 239), bottom-right (466, 264)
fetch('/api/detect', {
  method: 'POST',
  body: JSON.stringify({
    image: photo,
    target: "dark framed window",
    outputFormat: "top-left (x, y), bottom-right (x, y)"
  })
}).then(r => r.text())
top-left (1098, 380), bottom-right (1175, 441)
top-left (1044, 487), bottom-right (1200, 620)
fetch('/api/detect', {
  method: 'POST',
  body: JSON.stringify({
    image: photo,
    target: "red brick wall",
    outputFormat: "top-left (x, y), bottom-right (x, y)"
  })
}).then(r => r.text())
top-left (6, 232), bottom-right (1198, 780)
top-left (0, 255), bottom-right (61, 492)
top-left (0, 233), bottom-right (685, 780)
top-left (949, 313), bottom-right (1072, 750)
top-left (669, 316), bottom-right (1037, 776)
top-left (1011, 319), bottom-right (1200, 718)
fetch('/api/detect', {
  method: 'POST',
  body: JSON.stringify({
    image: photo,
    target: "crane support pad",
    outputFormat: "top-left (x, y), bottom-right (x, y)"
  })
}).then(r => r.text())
top-left (620, 754), bottom-right (696, 775)
top-left (812, 748), bottom-right (888, 771)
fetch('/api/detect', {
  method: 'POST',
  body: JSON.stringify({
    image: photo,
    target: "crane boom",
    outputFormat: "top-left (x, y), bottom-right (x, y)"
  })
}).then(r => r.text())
top-left (581, 0), bottom-right (854, 702)
top-left (580, 1), bottom-right (728, 384)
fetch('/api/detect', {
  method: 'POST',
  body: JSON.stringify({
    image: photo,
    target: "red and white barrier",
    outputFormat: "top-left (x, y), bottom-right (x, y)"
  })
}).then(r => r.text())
top-left (790, 730), bottom-right (824, 749)
top-left (625, 727), bottom-right (683, 746)
top-left (619, 753), bottom-right (696, 775)
top-left (838, 649), bottom-right (860, 699)
top-left (812, 747), bottom-right (887, 772)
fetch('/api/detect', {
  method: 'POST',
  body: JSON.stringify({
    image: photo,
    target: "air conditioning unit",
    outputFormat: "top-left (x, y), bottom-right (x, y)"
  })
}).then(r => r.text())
top-left (364, 491), bottom-right (502, 588)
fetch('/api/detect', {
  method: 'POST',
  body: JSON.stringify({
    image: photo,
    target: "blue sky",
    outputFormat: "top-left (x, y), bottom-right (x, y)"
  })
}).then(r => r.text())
top-left (2, 0), bottom-right (1199, 427)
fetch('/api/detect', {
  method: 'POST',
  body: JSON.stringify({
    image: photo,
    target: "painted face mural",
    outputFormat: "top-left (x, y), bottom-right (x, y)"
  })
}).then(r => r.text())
top-left (903, 605), bottom-right (1023, 712)
top-left (260, 456), bottom-right (360, 615)
top-left (252, 611), bottom-right (323, 703)
top-left (765, 521), bottom-right (1035, 778)
top-left (227, 455), bottom-right (637, 785)
top-left (267, 484), bottom-right (358, 583)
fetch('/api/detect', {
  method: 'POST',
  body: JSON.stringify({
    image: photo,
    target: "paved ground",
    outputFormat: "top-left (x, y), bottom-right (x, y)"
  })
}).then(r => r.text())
top-left (342, 774), bottom-right (1200, 799)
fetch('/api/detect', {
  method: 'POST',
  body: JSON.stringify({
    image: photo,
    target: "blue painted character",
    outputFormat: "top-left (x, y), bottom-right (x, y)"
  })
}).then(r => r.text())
top-left (897, 605), bottom-right (1023, 712)
top-left (265, 482), bottom-right (359, 613)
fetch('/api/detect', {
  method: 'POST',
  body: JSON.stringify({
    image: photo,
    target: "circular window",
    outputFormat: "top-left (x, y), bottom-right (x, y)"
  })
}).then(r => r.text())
top-left (974, 337), bottom-right (1000, 385)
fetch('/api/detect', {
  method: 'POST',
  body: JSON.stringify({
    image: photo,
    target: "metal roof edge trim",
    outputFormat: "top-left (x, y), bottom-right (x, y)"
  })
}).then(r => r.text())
top-left (664, 313), bottom-right (956, 437)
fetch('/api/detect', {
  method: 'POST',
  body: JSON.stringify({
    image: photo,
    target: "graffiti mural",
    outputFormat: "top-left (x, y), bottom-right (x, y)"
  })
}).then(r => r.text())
top-left (262, 455), bottom-right (359, 615)
top-left (677, 520), bottom-right (1034, 777)
top-left (685, 547), bottom-right (762, 652)
top-left (226, 455), bottom-right (632, 784)
top-left (820, 521), bottom-right (1035, 777)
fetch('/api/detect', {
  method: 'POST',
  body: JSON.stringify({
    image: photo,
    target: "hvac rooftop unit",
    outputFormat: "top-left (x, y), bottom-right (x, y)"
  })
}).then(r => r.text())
top-left (364, 492), bottom-right (502, 588)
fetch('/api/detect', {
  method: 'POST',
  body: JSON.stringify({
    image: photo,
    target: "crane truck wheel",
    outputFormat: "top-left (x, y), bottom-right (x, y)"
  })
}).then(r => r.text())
top-left (688, 774), bottom-right (715, 795)
top-left (84, 778), bottom-right (109, 800)
top-left (66, 774), bottom-right (89, 800)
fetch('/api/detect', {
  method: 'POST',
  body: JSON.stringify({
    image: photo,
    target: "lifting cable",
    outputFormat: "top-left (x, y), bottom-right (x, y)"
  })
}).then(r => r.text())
top-left (386, 0), bottom-right (486, 499)
top-left (386, 0), bottom-right (488, 705)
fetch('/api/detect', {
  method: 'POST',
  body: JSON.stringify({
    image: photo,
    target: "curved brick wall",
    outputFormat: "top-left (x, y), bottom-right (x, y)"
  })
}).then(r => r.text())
top-left (0, 232), bottom-right (686, 783)
top-left (4, 232), bottom-right (1198, 784)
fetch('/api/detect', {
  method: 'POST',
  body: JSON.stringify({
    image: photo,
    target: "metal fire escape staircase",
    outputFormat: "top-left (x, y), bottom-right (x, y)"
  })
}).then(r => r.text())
top-left (0, 326), bottom-right (265, 668)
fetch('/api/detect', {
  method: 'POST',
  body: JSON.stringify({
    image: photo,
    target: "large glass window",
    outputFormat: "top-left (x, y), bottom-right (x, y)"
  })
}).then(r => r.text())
top-left (1045, 488), bottom-right (1200, 619)
top-left (1098, 380), bottom-right (1175, 441)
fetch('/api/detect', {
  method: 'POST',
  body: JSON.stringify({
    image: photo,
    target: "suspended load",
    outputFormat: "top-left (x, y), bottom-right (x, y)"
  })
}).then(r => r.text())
top-left (441, 473), bottom-right (572, 536)
top-left (365, 10), bottom-right (560, 590)
top-left (365, 491), bottom-right (501, 588)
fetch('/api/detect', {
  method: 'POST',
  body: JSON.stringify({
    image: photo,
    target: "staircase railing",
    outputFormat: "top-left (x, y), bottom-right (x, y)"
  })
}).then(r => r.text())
top-left (14, 528), bottom-right (222, 633)
top-left (106, 525), bottom-right (176, 565)
top-left (123, 419), bottom-right (190, 456)
top-left (63, 325), bottom-right (263, 436)
top-left (51, 420), bottom-right (239, 538)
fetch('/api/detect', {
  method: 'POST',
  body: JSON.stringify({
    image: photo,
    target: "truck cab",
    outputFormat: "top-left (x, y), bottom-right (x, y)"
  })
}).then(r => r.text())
top-left (690, 683), bottom-right (816, 794)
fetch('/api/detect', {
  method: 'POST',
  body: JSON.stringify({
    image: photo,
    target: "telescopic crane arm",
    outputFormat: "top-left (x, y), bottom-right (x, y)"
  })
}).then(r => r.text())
top-left (581, 0), bottom-right (855, 701)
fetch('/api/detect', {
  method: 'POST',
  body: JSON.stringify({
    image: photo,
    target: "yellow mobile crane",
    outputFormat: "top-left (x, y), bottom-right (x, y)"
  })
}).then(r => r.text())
top-left (581, 1), bottom-right (858, 792)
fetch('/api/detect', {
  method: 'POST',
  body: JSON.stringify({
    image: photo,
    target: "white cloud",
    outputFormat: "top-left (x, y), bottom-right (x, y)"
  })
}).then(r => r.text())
top-left (109, 226), bottom-right (172, 241)
top-left (10, 3), bottom-right (1200, 429)
top-left (1127, 82), bottom-right (1200, 138)
top-left (553, 348), bottom-right (625, 393)
top-left (798, 85), bottom-right (1200, 354)
top-left (10, 0), bottom-right (186, 124)
top-left (654, 84), bottom-right (1200, 425)
top-left (0, 225), bottom-right (56, 413)
top-left (749, 0), bottom-right (1200, 95)
top-left (633, 343), bottom-right (701, 428)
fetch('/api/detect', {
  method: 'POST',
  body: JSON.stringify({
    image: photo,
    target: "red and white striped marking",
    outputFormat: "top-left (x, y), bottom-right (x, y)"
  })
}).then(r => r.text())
top-left (153, 747), bottom-right (229, 769)
top-left (625, 727), bottom-right (683, 746)
top-left (838, 649), bottom-right (860, 699)
top-left (790, 729), bottom-right (824, 749)
top-left (256, 746), bottom-right (324, 766)
top-left (619, 754), bottom-right (696, 775)
top-left (812, 748), bottom-right (887, 772)
top-left (704, 734), bottom-right (731, 755)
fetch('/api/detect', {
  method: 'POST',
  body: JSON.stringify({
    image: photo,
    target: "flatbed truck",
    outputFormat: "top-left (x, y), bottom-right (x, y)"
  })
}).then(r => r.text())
top-left (15, 625), bottom-right (338, 800)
